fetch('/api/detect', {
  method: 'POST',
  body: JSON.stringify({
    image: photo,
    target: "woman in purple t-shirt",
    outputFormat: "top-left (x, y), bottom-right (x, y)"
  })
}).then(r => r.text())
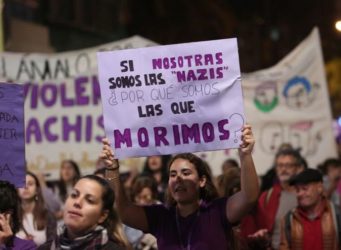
top-left (101, 124), bottom-right (259, 250)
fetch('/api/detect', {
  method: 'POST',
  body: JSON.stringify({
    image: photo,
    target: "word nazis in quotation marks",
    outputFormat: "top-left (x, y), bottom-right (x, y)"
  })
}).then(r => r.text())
top-left (107, 52), bottom-right (229, 89)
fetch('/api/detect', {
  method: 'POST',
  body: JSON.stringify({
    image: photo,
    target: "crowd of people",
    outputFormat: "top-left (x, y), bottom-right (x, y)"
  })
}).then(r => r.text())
top-left (1, 124), bottom-right (341, 250)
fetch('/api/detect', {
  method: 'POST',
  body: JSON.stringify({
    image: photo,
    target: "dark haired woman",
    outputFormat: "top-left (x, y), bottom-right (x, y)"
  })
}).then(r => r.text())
top-left (101, 124), bottom-right (259, 249)
top-left (55, 160), bottom-right (81, 204)
top-left (0, 180), bottom-right (36, 249)
top-left (45, 160), bottom-right (81, 222)
top-left (125, 176), bottom-right (159, 249)
top-left (141, 155), bottom-right (171, 201)
top-left (38, 175), bottom-right (127, 250)
top-left (17, 172), bottom-right (56, 246)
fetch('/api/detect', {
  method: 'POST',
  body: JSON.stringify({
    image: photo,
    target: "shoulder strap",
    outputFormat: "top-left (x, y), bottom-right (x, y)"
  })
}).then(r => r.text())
top-left (284, 210), bottom-right (292, 248)
top-left (331, 203), bottom-right (341, 247)
top-left (265, 187), bottom-right (274, 206)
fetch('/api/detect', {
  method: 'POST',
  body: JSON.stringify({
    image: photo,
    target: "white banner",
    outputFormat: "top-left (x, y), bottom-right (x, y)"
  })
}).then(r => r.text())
top-left (97, 39), bottom-right (244, 159)
top-left (199, 28), bottom-right (337, 175)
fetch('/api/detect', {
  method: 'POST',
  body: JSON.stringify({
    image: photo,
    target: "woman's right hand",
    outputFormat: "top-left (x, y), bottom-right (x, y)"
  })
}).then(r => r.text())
top-left (0, 213), bottom-right (12, 245)
top-left (100, 138), bottom-right (119, 169)
top-left (35, 172), bottom-right (47, 188)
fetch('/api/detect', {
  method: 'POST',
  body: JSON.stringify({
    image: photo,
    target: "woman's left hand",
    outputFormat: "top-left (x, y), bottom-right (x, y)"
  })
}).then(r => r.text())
top-left (239, 124), bottom-right (255, 156)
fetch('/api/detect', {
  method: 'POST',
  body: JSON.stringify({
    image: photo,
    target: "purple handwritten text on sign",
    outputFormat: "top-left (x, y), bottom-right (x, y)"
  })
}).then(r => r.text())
top-left (0, 83), bottom-right (25, 187)
top-left (97, 39), bottom-right (245, 159)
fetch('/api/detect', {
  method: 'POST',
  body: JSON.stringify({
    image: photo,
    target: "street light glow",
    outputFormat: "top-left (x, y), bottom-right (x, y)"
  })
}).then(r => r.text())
top-left (336, 20), bottom-right (341, 32)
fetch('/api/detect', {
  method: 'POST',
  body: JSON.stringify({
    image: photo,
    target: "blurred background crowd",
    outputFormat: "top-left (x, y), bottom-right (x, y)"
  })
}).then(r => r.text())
top-left (1, 0), bottom-right (341, 249)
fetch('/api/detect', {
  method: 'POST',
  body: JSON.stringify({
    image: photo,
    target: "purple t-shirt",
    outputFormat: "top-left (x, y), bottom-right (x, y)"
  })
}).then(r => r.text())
top-left (0, 236), bottom-right (36, 250)
top-left (144, 197), bottom-right (231, 250)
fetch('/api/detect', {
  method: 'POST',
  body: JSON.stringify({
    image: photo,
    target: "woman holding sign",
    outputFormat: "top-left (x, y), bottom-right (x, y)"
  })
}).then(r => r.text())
top-left (101, 124), bottom-right (259, 250)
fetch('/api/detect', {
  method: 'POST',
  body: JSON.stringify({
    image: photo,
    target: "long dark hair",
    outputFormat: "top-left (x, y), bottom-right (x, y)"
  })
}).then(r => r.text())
top-left (216, 168), bottom-right (241, 198)
top-left (142, 155), bottom-right (171, 184)
top-left (165, 153), bottom-right (219, 206)
top-left (80, 175), bottom-right (130, 248)
top-left (0, 180), bottom-right (21, 234)
top-left (58, 160), bottom-right (81, 202)
top-left (21, 171), bottom-right (49, 231)
top-left (318, 158), bottom-right (341, 175)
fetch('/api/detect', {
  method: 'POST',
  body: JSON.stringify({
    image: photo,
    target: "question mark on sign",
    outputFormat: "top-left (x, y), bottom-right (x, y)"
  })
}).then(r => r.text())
top-left (228, 113), bottom-right (245, 143)
top-left (108, 90), bottom-right (118, 106)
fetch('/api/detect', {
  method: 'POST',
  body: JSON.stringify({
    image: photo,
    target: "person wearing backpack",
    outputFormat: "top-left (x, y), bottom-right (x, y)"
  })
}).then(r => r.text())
top-left (280, 168), bottom-right (341, 250)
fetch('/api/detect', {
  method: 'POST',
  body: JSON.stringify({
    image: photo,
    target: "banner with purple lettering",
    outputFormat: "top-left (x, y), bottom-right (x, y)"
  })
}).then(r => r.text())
top-left (0, 36), bottom-right (156, 179)
top-left (0, 83), bottom-right (25, 187)
top-left (97, 39), bottom-right (245, 158)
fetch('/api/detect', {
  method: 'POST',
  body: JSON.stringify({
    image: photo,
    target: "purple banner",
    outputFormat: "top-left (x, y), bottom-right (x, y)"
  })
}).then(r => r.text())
top-left (0, 82), bottom-right (25, 187)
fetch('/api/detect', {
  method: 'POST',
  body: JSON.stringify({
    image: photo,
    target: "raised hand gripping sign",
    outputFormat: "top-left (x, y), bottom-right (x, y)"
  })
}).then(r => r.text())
top-left (97, 39), bottom-right (245, 159)
top-left (0, 83), bottom-right (25, 187)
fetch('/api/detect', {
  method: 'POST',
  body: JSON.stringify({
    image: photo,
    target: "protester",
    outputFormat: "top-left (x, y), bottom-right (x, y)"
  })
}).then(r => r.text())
top-left (221, 158), bottom-right (239, 174)
top-left (131, 176), bottom-right (160, 206)
top-left (55, 160), bottom-right (82, 204)
top-left (16, 172), bottom-right (57, 246)
top-left (35, 173), bottom-right (61, 217)
top-left (216, 167), bottom-right (249, 250)
top-left (93, 168), bottom-right (133, 250)
top-left (216, 167), bottom-right (241, 198)
top-left (48, 160), bottom-right (81, 221)
top-left (260, 143), bottom-right (294, 192)
top-left (280, 168), bottom-right (341, 250)
top-left (246, 149), bottom-right (305, 250)
top-left (101, 124), bottom-right (259, 249)
top-left (141, 155), bottom-right (171, 201)
top-left (38, 175), bottom-right (126, 250)
top-left (0, 180), bottom-right (36, 250)
top-left (124, 176), bottom-right (159, 250)
top-left (319, 158), bottom-right (341, 206)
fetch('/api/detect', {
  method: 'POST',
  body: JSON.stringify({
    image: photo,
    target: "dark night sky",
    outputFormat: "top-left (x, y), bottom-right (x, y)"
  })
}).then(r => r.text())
top-left (5, 0), bottom-right (341, 116)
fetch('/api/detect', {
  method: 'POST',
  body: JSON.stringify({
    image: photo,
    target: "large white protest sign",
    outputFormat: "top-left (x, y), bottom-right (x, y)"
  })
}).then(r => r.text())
top-left (0, 36), bottom-right (157, 178)
top-left (199, 28), bottom-right (337, 175)
top-left (97, 39), bottom-right (245, 159)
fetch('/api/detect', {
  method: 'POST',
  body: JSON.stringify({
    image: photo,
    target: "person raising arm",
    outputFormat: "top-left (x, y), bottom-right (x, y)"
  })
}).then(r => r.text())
top-left (101, 124), bottom-right (259, 249)
top-left (101, 139), bottom-right (149, 233)
top-left (226, 124), bottom-right (260, 224)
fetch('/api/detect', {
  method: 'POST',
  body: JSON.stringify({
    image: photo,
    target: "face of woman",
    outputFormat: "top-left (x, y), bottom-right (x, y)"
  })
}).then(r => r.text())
top-left (18, 175), bottom-right (37, 201)
top-left (134, 187), bottom-right (154, 205)
top-left (61, 162), bottom-right (77, 183)
top-left (63, 179), bottom-right (108, 237)
top-left (168, 158), bottom-right (206, 204)
top-left (148, 156), bottom-right (162, 171)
